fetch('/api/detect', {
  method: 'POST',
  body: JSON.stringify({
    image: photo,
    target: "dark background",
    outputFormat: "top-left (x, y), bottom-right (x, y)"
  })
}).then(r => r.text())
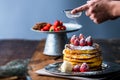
top-left (0, 0), bottom-right (120, 40)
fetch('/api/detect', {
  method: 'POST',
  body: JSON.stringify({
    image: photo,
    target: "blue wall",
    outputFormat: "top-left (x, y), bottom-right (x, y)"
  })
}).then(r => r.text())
top-left (0, 0), bottom-right (120, 40)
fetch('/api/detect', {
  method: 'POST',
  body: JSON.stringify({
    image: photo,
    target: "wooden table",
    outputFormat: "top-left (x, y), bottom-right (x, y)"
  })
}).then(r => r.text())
top-left (28, 39), bottom-right (120, 80)
top-left (28, 40), bottom-right (64, 80)
top-left (0, 39), bottom-right (39, 80)
top-left (0, 39), bottom-right (40, 65)
top-left (0, 39), bottom-right (120, 80)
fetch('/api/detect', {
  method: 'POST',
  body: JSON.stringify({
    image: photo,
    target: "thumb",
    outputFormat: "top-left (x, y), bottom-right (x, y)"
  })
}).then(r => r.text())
top-left (71, 4), bottom-right (89, 14)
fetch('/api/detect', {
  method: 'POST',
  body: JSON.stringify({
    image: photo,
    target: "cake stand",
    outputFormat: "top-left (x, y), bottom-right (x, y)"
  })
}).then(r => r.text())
top-left (32, 9), bottom-right (82, 56)
top-left (31, 23), bottom-right (82, 56)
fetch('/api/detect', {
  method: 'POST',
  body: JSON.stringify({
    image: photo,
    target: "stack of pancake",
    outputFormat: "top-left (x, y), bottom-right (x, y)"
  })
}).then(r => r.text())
top-left (63, 43), bottom-right (102, 70)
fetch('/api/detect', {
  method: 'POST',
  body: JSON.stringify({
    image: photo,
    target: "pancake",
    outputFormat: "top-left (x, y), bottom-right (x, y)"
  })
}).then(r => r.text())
top-left (65, 59), bottom-right (102, 68)
top-left (63, 43), bottom-right (102, 70)
top-left (61, 34), bottom-right (103, 72)
top-left (64, 55), bottom-right (102, 63)
top-left (63, 50), bottom-right (101, 59)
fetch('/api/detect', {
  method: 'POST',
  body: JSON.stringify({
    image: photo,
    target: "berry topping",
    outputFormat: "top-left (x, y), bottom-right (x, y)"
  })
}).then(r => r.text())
top-left (79, 38), bottom-right (86, 46)
top-left (70, 33), bottom-right (94, 46)
top-left (86, 36), bottom-right (93, 46)
top-left (80, 63), bottom-right (89, 72)
top-left (70, 35), bottom-right (77, 44)
top-left (73, 38), bottom-right (79, 46)
top-left (79, 34), bottom-right (84, 40)
top-left (73, 65), bottom-right (80, 72)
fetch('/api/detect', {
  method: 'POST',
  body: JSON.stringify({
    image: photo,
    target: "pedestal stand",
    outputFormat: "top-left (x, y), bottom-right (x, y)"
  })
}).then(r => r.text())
top-left (43, 33), bottom-right (68, 56)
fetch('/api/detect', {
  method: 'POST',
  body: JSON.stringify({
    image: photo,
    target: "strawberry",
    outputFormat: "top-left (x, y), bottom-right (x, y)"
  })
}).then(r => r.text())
top-left (54, 27), bottom-right (61, 32)
top-left (80, 63), bottom-right (89, 72)
top-left (79, 33), bottom-right (84, 40)
top-left (79, 38), bottom-right (86, 46)
top-left (73, 65), bottom-right (80, 72)
top-left (59, 21), bottom-right (63, 26)
top-left (53, 20), bottom-right (60, 26)
top-left (61, 26), bottom-right (66, 30)
top-left (70, 35), bottom-right (77, 44)
top-left (73, 38), bottom-right (79, 46)
top-left (42, 25), bottom-right (50, 31)
top-left (85, 36), bottom-right (93, 46)
top-left (46, 23), bottom-right (52, 28)
top-left (49, 26), bottom-right (54, 32)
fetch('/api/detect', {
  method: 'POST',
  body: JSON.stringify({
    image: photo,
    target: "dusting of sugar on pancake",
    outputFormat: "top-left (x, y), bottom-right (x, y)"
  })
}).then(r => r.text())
top-left (60, 33), bottom-right (102, 72)
top-left (65, 43), bottom-right (98, 50)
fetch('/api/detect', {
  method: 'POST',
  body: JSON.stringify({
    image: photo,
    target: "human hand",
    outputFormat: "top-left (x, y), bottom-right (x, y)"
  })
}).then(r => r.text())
top-left (71, 0), bottom-right (118, 24)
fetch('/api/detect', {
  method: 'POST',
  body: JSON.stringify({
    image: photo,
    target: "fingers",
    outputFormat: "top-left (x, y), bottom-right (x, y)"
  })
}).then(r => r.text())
top-left (93, 19), bottom-right (99, 24)
top-left (85, 0), bottom-right (101, 24)
top-left (89, 14), bottom-right (95, 20)
top-left (92, 16), bottom-right (104, 24)
top-left (71, 0), bottom-right (97, 14)
top-left (88, 14), bottom-right (101, 24)
top-left (85, 7), bottom-right (93, 16)
top-left (71, 4), bottom-right (89, 14)
top-left (71, 0), bottom-right (105, 24)
top-left (89, 14), bottom-right (99, 24)
top-left (93, 19), bottom-right (104, 24)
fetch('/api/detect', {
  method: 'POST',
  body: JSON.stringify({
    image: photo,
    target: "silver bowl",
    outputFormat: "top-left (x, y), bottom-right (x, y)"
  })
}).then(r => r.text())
top-left (63, 9), bottom-right (82, 19)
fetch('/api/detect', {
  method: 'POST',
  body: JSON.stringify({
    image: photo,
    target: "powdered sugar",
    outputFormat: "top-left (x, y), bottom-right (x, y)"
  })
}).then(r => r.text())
top-left (68, 43), bottom-right (98, 50)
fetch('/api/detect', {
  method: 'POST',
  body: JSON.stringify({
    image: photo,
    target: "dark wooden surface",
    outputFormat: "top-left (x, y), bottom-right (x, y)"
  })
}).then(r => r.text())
top-left (0, 39), bottom-right (39, 65)
top-left (0, 39), bottom-right (120, 80)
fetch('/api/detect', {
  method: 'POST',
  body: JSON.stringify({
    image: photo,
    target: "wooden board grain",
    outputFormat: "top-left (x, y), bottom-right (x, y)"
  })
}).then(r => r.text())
top-left (28, 40), bottom-right (66, 80)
